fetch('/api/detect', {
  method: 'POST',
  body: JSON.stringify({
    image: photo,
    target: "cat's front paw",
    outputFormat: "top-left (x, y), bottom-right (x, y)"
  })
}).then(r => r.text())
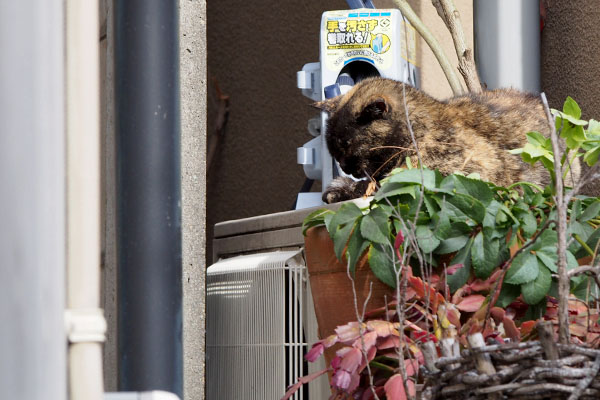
top-left (322, 177), bottom-right (369, 204)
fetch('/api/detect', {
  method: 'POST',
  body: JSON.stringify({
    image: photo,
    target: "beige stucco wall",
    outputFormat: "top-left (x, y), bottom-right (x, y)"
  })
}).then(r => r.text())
top-left (206, 1), bottom-right (472, 263)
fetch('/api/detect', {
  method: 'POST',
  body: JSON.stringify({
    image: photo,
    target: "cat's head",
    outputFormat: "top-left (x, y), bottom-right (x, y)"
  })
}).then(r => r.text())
top-left (313, 77), bottom-right (411, 179)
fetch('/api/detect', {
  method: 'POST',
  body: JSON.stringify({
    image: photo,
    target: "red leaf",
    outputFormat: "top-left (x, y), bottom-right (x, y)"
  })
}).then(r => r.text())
top-left (377, 335), bottom-right (400, 350)
top-left (520, 320), bottom-right (537, 336)
top-left (339, 347), bottom-right (363, 373)
top-left (305, 342), bottom-right (324, 362)
top-left (490, 307), bottom-right (506, 325)
top-left (456, 295), bottom-right (486, 312)
top-left (281, 368), bottom-right (329, 400)
top-left (353, 330), bottom-right (378, 352)
top-left (384, 374), bottom-right (415, 400)
top-left (469, 270), bottom-right (502, 292)
top-left (503, 316), bottom-right (521, 342)
top-left (367, 320), bottom-right (398, 337)
top-left (404, 359), bottom-right (419, 376)
top-left (332, 369), bottom-right (352, 390)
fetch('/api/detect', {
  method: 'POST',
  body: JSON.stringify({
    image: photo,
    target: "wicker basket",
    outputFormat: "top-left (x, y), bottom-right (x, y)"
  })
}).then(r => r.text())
top-left (420, 323), bottom-right (600, 400)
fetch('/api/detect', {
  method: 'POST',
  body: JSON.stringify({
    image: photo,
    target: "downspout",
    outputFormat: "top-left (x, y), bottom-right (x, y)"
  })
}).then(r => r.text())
top-left (474, 0), bottom-right (540, 92)
top-left (115, 0), bottom-right (183, 397)
top-left (65, 1), bottom-right (106, 400)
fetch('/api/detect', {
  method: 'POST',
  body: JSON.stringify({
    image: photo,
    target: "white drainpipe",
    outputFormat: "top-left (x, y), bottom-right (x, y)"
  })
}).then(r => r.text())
top-left (474, 0), bottom-right (541, 93)
top-left (65, 1), bottom-right (106, 400)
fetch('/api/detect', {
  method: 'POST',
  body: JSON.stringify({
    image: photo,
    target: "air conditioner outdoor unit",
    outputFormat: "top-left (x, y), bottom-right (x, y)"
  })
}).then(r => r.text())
top-left (206, 209), bottom-right (330, 399)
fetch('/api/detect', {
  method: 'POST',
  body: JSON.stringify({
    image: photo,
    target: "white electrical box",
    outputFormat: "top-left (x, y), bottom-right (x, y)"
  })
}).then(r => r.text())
top-left (296, 8), bottom-right (419, 209)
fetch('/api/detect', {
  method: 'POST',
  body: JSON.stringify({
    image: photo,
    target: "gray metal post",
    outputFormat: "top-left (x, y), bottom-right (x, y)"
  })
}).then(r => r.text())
top-left (115, 0), bottom-right (182, 397)
top-left (0, 1), bottom-right (67, 399)
top-left (474, 0), bottom-right (541, 92)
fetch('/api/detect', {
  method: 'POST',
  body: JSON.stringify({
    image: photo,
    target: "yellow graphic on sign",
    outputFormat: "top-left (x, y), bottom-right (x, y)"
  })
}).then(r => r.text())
top-left (370, 33), bottom-right (390, 54)
top-left (322, 10), bottom-right (419, 70)
top-left (326, 19), bottom-right (379, 48)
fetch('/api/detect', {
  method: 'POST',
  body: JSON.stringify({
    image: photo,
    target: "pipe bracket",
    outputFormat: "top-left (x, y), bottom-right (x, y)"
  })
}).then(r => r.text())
top-left (65, 308), bottom-right (107, 343)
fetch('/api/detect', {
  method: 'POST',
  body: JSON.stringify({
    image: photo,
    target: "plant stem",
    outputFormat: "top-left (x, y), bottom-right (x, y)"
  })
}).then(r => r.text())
top-left (574, 234), bottom-right (595, 257)
top-left (543, 92), bottom-right (570, 344)
top-left (391, 0), bottom-right (464, 96)
top-left (507, 181), bottom-right (545, 192)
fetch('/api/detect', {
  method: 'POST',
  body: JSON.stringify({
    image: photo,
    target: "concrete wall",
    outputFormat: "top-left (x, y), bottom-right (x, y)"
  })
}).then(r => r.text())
top-left (541, 1), bottom-right (600, 117)
top-left (99, 0), bottom-right (118, 391)
top-left (206, 0), bottom-right (473, 264)
top-left (180, 0), bottom-right (207, 398)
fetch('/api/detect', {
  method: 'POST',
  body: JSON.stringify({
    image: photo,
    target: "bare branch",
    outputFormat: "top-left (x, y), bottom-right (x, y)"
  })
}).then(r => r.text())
top-left (391, 0), bottom-right (464, 95)
top-left (431, 0), bottom-right (482, 92)
top-left (542, 92), bottom-right (571, 344)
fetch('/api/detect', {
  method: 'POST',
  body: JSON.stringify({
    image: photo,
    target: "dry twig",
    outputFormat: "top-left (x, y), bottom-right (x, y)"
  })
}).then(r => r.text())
top-left (431, 0), bottom-right (482, 92)
top-left (391, 0), bottom-right (464, 95)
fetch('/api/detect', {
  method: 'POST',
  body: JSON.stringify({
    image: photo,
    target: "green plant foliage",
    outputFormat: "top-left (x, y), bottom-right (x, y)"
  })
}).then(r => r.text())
top-left (301, 97), bottom-right (600, 313)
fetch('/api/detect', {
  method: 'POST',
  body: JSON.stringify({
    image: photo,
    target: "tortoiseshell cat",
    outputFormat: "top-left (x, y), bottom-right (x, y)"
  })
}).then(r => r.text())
top-left (314, 77), bottom-right (582, 203)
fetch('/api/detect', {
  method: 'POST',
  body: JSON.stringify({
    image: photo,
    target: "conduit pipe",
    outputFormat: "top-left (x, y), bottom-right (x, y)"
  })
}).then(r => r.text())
top-left (115, 0), bottom-right (183, 397)
top-left (65, 1), bottom-right (106, 400)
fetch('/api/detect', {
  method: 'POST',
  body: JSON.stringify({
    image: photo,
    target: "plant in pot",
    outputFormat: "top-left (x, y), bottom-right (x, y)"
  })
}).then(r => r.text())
top-left (284, 97), bottom-right (600, 400)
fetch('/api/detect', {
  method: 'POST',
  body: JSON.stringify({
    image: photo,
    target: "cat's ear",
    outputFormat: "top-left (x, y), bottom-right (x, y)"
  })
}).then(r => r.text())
top-left (312, 97), bottom-right (340, 113)
top-left (359, 98), bottom-right (389, 122)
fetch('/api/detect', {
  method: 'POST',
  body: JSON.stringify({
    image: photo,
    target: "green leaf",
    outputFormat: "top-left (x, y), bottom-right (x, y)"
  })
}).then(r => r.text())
top-left (580, 200), bottom-right (600, 222)
top-left (526, 131), bottom-right (550, 147)
top-left (387, 168), bottom-right (436, 189)
top-left (505, 251), bottom-right (539, 285)
top-left (571, 276), bottom-right (591, 301)
top-left (334, 222), bottom-right (355, 260)
top-left (360, 207), bottom-right (389, 244)
top-left (517, 210), bottom-right (537, 238)
top-left (368, 244), bottom-right (396, 288)
top-left (483, 200), bottom-right (502, 229)
top-left (346, 228), bottom-right (370, 276)
top-left (583, 145), bottom-right (600, 166)
top-left (415, 225), bottom-right (440, 254)
top-left (496, 283), bottom-right (521, 308)
top-left (434, 222), bottom-right (473, 254)
top-left (446, 193), bottom-right (486, 224)
top-left (587, 119), bottom-right (600, 136)
top-left (374, 182), bottom-right (416, 200)
top-left (536, 247), bottom-right (558, 273)
top-left (471, 231), bottom-right (500, 279)
top-left (435, 235), bottom-right (470, 254)
top-left (575, 229), bottom-right (600, 259)
top-left (328, 202), bottom-right (363, 238)
top-left (453, 175), bottom-right (494, 206)
top-left (561, 124), bottom-right (587, 149)
top-left (522, 299), bottom-right (547, 321)
top-left (521, 265), bottom-right (552, 305)
top-left (447, 236), bottom-right (474, 293)
top-left (302, 208), bottom-right (332, 235)
top-left (432, 208), bottom-right (451, 240)
top-left (531, 229), bottom-right (558, 251)
top-left (563, 96), bottom-right (582, 120)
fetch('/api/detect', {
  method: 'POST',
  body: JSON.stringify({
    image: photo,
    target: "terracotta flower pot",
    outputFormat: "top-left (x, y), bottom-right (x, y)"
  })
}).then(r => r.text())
top-left (304, 226), bottom-right (394, 365)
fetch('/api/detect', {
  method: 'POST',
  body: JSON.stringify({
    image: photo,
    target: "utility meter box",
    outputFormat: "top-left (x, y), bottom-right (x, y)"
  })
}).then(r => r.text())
top-left (296, 8), bottom-right (418, 209)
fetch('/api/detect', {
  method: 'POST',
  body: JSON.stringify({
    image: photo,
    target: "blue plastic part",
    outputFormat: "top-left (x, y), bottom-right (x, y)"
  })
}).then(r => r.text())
top-left (336, 74), bottom-right (355, 87)
top-left (345, 0), bottom-right (375, 9)
top-left (324, 84), bottom-right (341, 99)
